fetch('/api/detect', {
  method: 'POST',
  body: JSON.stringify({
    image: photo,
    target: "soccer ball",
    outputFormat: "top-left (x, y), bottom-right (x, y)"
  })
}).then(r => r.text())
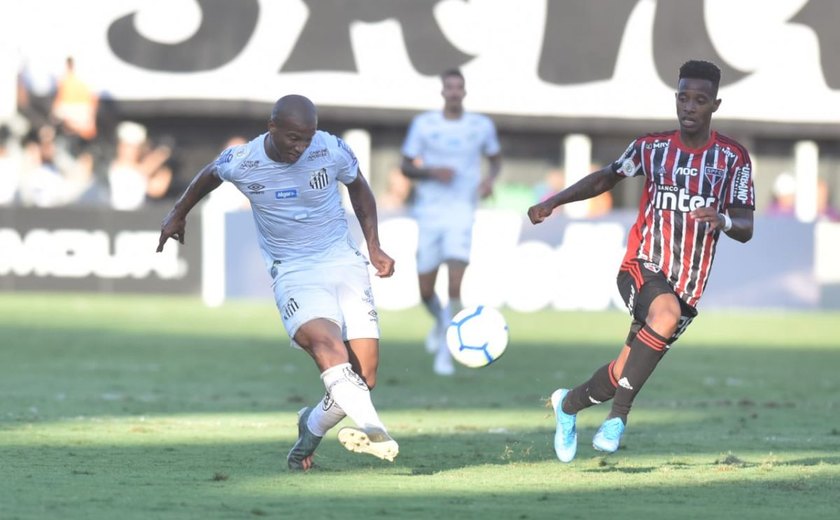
top-left (445, 305), bottom-right (509, 368)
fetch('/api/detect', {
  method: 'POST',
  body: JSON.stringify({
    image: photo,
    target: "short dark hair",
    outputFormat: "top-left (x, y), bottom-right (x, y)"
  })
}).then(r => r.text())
top-left (440, 68), bottom-right (464, 83)
top-left (679, 60), bottom-right (721, 95)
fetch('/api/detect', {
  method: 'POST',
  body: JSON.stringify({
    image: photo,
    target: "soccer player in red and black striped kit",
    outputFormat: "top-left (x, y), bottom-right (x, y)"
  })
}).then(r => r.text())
top-left (527, 60), bottom-right (755, 462)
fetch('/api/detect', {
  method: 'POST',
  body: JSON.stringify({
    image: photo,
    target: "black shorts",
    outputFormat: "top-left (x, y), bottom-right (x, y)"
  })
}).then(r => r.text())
top-left (616, 259), bottom-right (698, 347)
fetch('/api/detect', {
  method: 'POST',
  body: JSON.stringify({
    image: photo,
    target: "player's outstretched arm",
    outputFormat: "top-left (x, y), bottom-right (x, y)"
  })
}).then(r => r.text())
top-left (156, 162), bottom-right (223, 252)
top-left (346, 170), bottom-right (395, 278)
top-left (527, 167), bottom-right (622, 224)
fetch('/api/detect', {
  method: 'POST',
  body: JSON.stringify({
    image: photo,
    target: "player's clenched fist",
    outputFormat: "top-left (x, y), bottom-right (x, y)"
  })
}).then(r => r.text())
top-left (527, 201), bottom-right (553, 224)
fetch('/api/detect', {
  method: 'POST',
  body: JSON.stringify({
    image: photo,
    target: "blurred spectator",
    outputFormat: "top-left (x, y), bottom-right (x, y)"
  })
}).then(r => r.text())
top-left (533, 168), bottom-right (612, 217)
top-left (107, 121), bottom-right (174, 210)
top-left (51, 56), bottom-right (99, 152)
top-left (766, 172), bottom-right (795, 217)
top-left (817, 178), bottom-right (840, 222)
top-left (18, 125), bottom-right (75, 207)
top-left (0, 125), bottom-right (22, 205)
top-left (17, 51), bottom-right (60, 131)
top-left (534, 168), bottom-right (566, 204)
top-left (378, 167), bottom-right (412, 212)
top-left (587, 190), bottom-right (614, 217)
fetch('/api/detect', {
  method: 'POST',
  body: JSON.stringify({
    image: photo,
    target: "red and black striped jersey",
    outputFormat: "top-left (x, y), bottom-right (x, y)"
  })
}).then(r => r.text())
top-left (611, 130), bottom-right (755, 307)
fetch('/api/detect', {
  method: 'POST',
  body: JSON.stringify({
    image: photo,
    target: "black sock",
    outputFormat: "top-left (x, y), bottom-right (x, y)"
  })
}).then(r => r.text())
top-left (562, 361), bottom-right (618, 415)
top-left (608, 325), bottom-right (668, 424)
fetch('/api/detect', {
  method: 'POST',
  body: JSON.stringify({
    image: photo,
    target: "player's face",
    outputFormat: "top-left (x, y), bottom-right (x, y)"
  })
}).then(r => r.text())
top-left (267, 116), bottom-right (316, 164)
top-left (441, 75), bottom-right (466, 111)
top-left (675, 78), bottom-right (720, 137)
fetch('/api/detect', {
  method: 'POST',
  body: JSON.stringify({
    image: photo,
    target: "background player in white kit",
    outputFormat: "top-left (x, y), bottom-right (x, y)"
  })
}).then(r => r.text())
top-left (156, 95), bottom-right (398, 471)
top-left (400, 69), bottom-right (502, 375)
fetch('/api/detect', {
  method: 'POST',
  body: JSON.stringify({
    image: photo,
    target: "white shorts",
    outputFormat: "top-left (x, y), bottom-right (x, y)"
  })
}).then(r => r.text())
top-left (271, 248), bottom-right (380, 349)
top-left (415, 220), bottom-right (473, 274)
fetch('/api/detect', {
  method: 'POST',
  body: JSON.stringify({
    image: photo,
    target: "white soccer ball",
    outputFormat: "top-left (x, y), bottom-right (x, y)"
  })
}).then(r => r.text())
top-left (445, 305), bottom-right (509, 368)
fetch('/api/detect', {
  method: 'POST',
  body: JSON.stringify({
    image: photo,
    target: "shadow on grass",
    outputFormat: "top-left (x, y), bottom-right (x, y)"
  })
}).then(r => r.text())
top-left (3, 433), bottom-right (839, 520)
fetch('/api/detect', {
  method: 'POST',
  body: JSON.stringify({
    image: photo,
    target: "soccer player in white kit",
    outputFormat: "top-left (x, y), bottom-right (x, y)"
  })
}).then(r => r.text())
top-left (157, 95), bottom-right (398, 470)
top-left (400, 69), bottom-right (502, 375)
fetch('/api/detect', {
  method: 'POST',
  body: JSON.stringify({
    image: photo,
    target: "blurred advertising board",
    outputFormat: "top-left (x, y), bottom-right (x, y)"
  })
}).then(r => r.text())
top-left (0, 206), bottom-right (201, 293)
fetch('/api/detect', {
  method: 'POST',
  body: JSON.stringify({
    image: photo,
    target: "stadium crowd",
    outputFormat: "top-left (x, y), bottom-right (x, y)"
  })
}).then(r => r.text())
top-left (2, 55), bottom-right (837, 222)
top-left (1, 55), bottom-right (180, 211)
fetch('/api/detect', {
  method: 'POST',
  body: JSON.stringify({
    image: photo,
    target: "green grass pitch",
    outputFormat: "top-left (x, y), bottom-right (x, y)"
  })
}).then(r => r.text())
top-left (1, 293), bottom-right (838, 519)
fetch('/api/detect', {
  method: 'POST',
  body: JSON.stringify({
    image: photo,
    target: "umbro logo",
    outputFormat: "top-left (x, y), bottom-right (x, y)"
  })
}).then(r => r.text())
top-left (247, 183), bottom-right (265, 191)
top-left (618, 377), bottom-right (634, 390)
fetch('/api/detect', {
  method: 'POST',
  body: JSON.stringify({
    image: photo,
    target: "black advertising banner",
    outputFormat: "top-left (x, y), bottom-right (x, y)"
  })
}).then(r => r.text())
top-left (0, 206), bottom-right (201, 294)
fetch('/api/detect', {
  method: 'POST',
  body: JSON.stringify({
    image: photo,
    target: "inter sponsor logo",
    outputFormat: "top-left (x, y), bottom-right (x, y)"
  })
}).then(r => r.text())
top-left (275, 188), bottom-right (298, 199)
top-left (654, 184), bottom-right (715, 212)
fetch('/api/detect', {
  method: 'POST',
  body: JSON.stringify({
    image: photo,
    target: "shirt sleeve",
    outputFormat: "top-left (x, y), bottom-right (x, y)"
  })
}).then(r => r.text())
top-left (401, 116), bottom-right (423, 159)
top-left (482, 117), bottom-right (501, 156)
top-left (611, 139), bottom-right (643, 178)
top-left (333, 135), bottom-right (360, 185)
top-left (723, 151), bottom-right (756, 210)
top-left (214, 146), bottom-right (238, 182)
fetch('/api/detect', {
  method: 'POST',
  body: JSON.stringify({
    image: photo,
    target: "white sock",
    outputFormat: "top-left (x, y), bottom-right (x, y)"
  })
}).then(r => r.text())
top-left (320, 363), bottom-right (386, 432)
top-left (306, 392), bottom-right (346, 437)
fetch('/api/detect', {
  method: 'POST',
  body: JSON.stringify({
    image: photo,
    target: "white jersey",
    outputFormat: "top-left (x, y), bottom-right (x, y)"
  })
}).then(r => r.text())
top-left (215, 131), bottom-right (359, 269)
top-left (401, 110), bottom-right (500, 223)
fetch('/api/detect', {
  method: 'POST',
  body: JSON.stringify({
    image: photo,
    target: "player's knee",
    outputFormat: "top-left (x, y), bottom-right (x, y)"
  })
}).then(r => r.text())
top-left (646, 294), bottom-right (681, 337)
top-left (303, 336), bottom-right (348, 367)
